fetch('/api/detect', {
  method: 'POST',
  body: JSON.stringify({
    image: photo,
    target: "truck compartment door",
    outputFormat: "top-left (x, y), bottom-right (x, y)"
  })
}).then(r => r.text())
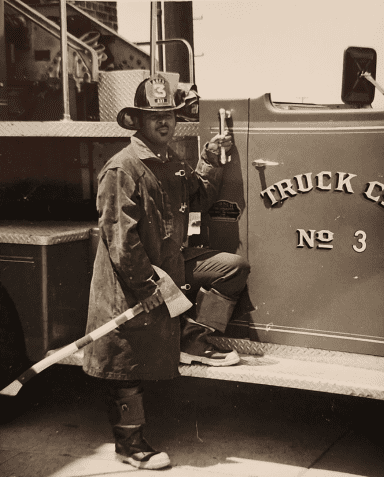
top-left (247, 94), bottom-right (384, 356)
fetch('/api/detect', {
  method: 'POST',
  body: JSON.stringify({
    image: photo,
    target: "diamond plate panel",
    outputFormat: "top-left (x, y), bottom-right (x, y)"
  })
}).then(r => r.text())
top-left (0, 222), bottom-right (96, 245)
top-left (173, 122), bottom-right (199, 137)
top-left (48, 339), bottom-right (384, 400)
top-left (98, 70), bottom-right (150, 122)
top-left (179, 353), bottom-right (384, 400)
top-left (0, 121), bottom-right (198, 138)
top-left (0, 121), bottom-right (132, 137)
top-left (209, 337), bottom-right (384, 370)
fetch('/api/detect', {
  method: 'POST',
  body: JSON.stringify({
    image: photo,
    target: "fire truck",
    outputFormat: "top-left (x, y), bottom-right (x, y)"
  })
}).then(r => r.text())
top-left (1, 0), bottom-right (384, 404)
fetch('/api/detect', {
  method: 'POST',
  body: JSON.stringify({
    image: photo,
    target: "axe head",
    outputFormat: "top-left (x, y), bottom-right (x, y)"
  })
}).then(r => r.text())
top-left (153, 265), bottom-right (192, 317)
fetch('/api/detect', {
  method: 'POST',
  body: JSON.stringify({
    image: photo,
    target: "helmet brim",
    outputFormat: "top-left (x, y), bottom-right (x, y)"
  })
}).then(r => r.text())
top-left (117, 102), bottom-right (186, 130)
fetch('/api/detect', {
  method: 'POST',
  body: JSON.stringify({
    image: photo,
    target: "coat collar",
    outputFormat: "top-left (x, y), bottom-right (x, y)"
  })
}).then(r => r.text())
top-left (97, 134), bottom-right (173, 183)
top-left (132, 133), bottom-right (171, 163)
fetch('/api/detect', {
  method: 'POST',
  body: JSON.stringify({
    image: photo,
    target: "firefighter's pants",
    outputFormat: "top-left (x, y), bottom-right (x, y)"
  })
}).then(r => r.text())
top-left (184, 251), bottom-right (251, 332)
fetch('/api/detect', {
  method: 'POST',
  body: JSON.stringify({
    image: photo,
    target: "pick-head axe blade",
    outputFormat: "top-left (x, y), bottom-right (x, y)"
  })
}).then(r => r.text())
top-left (152, 265), bottom-right (192, 317)
top-left (1, 266), bottom-right (192, 397)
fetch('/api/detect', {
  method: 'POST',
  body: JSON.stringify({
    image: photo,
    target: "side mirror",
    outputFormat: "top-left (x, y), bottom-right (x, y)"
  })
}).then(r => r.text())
top-left (341, 46), bottom-right (377, 106)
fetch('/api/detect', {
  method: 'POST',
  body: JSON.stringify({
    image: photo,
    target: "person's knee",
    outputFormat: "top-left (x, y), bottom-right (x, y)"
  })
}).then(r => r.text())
top-left (214, 253), bottom-right (250, 298)
top-left (231, 254), bottom-right (251, 276)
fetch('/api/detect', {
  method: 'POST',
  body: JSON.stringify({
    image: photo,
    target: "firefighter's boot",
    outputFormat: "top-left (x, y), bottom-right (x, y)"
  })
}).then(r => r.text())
top-left (107, 386), bottom-right (170, 470)
top-left (180, 288), bottom-right (240, 366)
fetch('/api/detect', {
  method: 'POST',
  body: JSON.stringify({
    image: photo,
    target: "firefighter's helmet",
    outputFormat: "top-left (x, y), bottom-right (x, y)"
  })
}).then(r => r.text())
top-left (117, 72), bottom-right (198, 130)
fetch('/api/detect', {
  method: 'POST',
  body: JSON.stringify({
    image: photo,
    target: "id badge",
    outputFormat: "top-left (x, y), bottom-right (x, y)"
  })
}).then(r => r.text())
top-left (188, 212), bottom-right (201, 236)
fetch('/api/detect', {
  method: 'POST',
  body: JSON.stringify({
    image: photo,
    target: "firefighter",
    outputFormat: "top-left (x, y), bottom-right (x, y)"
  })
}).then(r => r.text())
top-left (82, 73), bottom-right (251, 470)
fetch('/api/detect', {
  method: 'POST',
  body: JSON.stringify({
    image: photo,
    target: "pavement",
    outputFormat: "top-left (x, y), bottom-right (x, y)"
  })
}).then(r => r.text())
top-left (0, 364), bottom-right (384, 477)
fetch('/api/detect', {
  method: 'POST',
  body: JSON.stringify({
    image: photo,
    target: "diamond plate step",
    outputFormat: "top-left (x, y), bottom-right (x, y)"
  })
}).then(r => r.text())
top-left (46, 337), bottom-right (384, 401)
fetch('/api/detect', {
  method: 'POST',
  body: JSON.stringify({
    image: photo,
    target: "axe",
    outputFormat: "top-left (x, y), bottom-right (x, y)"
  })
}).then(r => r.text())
top-left (1, 266), bottom-right (192, 397)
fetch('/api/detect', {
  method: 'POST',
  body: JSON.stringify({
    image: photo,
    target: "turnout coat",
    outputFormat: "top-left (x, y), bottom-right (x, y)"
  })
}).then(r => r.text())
top-left (83, 134), bottom-right (224, 381)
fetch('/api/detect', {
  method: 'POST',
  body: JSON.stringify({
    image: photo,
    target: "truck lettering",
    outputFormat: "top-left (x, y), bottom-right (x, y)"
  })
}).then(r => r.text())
top-left (364, 181), bottom-right (384, 206)
top-left (335, 172), bottom-right (357, 193)
top-left (316, 230), bottom-right (334, 249)
top-left (353, 230), bottom-right (367, 253)
top-left (316, 171), bottom-right (332, 190)
top-left (297, 229), bottom-right (316, 248)
top-left (297, 229), bottom-right (334, 249)
top-left (260, 185), bottom-right (279, 206)
top-left (260, 171), bottom-right (380, 207)
top-left (274, 179), bottom-right (297, 201)
top-left (294, 173), bottom-right (313, 193)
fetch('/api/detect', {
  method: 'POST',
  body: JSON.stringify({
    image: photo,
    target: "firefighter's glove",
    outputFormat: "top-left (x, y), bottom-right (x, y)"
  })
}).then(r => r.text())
top-left (204, 132), bottom-right (233, 166)
top-left (141, 287), bottom-right (164, 313)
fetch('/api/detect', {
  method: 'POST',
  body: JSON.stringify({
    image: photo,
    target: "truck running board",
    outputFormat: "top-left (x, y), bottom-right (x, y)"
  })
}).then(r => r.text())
top-left (46, 337), bottom-right (384, 401)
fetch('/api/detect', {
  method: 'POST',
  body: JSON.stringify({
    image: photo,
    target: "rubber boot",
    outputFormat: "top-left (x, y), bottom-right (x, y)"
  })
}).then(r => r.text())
top-left (107, 386), bottom-right (170, 470)
top-left (180, 288), bottom-right (240, 367)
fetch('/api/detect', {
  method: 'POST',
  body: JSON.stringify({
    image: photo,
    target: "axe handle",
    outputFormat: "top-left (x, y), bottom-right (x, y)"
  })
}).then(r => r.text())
top-left (219, 108), bottom-right (227, 164)
top-left (0, 303), bottom-right (143, 396)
